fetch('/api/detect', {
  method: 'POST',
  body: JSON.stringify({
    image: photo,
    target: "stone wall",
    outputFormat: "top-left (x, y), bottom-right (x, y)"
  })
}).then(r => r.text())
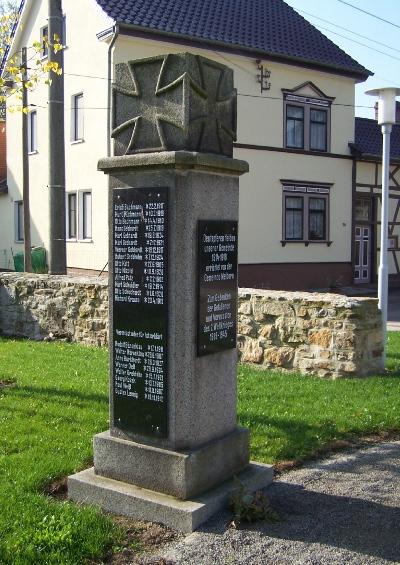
top-left (238, 288), bottom-right (383, 378)
top-left (0, 273), bottom-right (108, 346)
top-left (0, 274), bottom-right (383, 377)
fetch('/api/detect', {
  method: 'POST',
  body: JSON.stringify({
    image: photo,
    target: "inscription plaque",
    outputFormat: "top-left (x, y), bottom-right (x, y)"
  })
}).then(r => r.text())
top-left (197, 220), bottom-right (238, 356)
top-left (113, 187), bottom-right (168, 437)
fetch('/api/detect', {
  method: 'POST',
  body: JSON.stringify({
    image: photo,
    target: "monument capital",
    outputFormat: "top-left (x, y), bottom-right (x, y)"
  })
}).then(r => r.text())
top-left (112, 53), bottom-right (237, 157)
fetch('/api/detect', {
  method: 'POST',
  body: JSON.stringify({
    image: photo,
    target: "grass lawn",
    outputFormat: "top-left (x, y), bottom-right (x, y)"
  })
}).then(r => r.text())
top-left (0, 335), bottom-right (400, 564)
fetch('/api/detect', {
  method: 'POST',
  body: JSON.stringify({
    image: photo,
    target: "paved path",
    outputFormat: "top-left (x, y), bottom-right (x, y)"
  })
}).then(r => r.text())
top-left (146, 442), bottom-right (400, 565)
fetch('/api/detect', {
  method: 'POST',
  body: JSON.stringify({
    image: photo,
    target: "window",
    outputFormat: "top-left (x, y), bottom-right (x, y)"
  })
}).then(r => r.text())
top-left (27, 110), bottom-right (37, 153)
top-left (308, 197), bottom-right (326, 240)
top-left (41, 25), bottom-right (48, 57)
top-left (310, 109), bottom-right (327, 151)
top-left (282, 184), bottom-right (331, 244)
top-left (285, 196), bottom-right (303, 239)
top-left (14, 201), bottom-right (24, 242)
top-left (355, 198), bottom-right (371, 222)
top-left (81, 191), bottom-right (92, 239)
top-left (284, 93), bottom-right (331, 152)
top-left (72, 93), bottom-right (84, 141)
top-left (286, 106), bottom-right (304, 149)
top-left (40, 16), bottom-right (66, 55)
top-left (67, 193), bottom-right (77, 239)
top-left (66, 190), bottom-right (92, 241)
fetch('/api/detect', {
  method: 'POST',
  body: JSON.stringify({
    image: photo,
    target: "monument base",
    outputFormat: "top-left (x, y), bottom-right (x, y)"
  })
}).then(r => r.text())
top-left (93, 428), bottom-right (250, 500)
top-left (68, 462), bottom-right (273, 533)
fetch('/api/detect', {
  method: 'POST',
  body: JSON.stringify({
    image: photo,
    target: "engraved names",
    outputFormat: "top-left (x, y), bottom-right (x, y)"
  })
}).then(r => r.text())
top-left (114, 198), bottom-right (166, 305)
top-left (112, 187), bottom-right (168, 437)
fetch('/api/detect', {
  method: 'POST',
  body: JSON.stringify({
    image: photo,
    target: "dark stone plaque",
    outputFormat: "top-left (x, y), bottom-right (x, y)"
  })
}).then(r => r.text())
top-left (197, 220), bottom-right (238, 356)
top-left (112, 187), bottom-right (168, 437)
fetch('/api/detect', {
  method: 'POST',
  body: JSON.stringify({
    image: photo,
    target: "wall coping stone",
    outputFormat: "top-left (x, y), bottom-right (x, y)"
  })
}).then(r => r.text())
top-left (239, 287), bottom-right (378, 308)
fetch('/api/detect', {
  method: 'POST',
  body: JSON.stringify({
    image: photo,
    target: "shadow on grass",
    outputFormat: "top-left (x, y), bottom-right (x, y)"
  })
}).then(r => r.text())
top-left (12, 385), bottom-right (108, 405)
top-left (381, 364), bottom-right (400, 378)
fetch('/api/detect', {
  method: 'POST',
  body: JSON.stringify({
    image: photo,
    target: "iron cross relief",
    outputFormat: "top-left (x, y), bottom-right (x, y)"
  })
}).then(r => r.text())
top-left (112, 55), bottom-right (187, 154)
top-left (190, 57), bottom-right (236, 156)
top-left (112, 53), bottom-right (237, 157)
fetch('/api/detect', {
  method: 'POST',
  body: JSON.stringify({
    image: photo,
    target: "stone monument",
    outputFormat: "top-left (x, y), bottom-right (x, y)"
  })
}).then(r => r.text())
top-left (68, 53), bottom-right (273, 532)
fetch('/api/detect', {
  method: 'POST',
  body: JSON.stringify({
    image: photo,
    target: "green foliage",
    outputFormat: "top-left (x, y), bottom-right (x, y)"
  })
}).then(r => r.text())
top-left (0, 335), bottom-right (399, 562)
top-left (0, 338), bottom-right (118, 565)
top-left (0, 1), bottom-right (63, 110)
top-left (238, 332), bottom-right (400, 463)
top-left (229, 478), bottom-right (279, 526)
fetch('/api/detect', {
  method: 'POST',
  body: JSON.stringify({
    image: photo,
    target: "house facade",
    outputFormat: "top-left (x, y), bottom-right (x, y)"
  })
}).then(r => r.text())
top-left (351, 113), bottom-right (400, 286)
top-left (0, 0), bottom-right (373, 290)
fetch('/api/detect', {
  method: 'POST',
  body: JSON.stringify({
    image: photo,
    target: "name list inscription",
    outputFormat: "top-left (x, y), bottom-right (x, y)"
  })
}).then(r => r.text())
top-left (113, 187), bottom-right (168, 437)
top-left (197, 220), bottom-right (238, 356)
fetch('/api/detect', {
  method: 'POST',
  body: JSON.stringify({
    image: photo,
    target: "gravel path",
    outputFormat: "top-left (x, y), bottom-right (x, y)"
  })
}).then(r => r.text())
top-left (146, 442), bottom-right (400, 564)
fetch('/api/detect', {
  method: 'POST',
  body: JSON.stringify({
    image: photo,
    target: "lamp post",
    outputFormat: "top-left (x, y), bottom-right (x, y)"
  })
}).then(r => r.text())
top-left (365, 87), bottom-right (400, 368)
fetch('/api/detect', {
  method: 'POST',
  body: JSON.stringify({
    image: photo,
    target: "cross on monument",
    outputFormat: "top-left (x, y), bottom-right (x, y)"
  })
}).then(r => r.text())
top-left (189, 58), bottom-right (236, 155)
top-left (112, 53), bottom-right (236, 157)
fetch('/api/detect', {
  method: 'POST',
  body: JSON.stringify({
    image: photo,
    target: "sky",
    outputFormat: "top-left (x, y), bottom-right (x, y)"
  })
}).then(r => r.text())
top-left (284, 0), bottom-right (400, 118)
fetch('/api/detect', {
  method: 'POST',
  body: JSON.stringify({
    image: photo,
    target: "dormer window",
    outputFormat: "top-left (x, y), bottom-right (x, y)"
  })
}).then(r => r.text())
top-left (283, 82), bottom-right (334, 153)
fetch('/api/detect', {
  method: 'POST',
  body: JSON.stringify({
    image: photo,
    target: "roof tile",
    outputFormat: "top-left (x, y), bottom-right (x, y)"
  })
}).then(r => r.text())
top-left (96, 0), bottom-right (371, 78)
top-left (354, 118), bottom-right (400, 160)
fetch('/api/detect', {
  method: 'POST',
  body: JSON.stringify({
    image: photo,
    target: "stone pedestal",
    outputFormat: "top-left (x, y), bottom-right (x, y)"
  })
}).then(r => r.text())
top-left (68, 53), bottom-right (273, 532)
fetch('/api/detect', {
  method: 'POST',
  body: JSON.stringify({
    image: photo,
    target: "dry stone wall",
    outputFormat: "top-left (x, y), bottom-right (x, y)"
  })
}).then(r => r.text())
top-left (238, 288), bottom-right (383, 378)
top-left (0, 273), bottom-right (108, 346)
top-left (0, 274), bottom-right (383, 377)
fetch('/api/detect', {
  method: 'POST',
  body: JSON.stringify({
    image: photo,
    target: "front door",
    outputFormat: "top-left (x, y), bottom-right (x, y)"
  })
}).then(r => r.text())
top-left (354, 225), bottom-right (371, 283)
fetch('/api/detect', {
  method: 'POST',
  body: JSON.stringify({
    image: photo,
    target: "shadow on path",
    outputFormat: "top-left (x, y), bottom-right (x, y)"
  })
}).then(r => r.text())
top-left (262, 482), bottom-right (400, 562)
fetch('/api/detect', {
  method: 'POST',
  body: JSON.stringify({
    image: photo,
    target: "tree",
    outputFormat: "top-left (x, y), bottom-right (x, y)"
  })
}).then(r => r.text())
top-left (0, 0), bottom-right (64, 273)
top-left (0, 0), bottom-right (63, 112)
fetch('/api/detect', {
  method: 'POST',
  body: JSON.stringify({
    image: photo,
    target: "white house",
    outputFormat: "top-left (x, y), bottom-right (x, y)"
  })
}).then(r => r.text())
top-left (0, 0), bottom-right (376, 290)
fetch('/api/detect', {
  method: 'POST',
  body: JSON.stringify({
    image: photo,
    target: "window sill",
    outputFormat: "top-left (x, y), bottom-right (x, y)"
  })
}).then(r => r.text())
top-left (281, 240), bottom-right (332, 247)
top-left (284, 146), bottom-right (329, 155)
top-left (28, 150), bottom-right (38, 156)
top-left (67, 238), bottom-right (77, 242)
top-left (71, 139), bottom-right (84, 145)
top-left (77, 238), bottom-right (93, 243)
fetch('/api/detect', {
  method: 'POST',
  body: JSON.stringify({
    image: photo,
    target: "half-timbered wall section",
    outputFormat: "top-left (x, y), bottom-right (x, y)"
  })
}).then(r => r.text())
top-left (353, 160), bottom-right (400, 284)
top-left (351, 116), bottom-right (400, 286)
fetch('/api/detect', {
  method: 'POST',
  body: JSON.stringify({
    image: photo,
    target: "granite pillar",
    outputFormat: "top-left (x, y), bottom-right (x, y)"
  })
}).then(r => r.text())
top-left (68, 53), bottom-right (273, 532)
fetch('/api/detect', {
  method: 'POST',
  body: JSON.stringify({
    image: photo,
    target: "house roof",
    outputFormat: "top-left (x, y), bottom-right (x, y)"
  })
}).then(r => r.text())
top-left (352, 117), bottom-right (400, 161)
top-left (96, 0), bottom-right (371, 80)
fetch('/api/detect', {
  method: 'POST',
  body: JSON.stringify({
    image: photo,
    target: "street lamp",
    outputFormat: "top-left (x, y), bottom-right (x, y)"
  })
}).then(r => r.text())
top-left (365, 87), bottom-right (400, 368)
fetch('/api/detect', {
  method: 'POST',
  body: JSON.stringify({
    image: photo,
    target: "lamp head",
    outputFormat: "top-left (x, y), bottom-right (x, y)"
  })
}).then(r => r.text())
top-left (365, 87), bottom-right (400, 125)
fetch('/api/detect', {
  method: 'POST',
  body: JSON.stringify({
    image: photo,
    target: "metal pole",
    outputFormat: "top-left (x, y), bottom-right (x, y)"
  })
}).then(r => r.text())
top-left (107, 25), bottom-right (119, 157)
top-left (48, 0), bottom-right (66, 274)
top-left (378, 123), bottom-right (392, 368)
top-left (21, 47), bottom-right (32, 272)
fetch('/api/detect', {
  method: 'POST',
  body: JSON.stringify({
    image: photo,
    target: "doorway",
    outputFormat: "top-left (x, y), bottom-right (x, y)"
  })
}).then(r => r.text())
top-left (354, 225), bottom-right (371, 283)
